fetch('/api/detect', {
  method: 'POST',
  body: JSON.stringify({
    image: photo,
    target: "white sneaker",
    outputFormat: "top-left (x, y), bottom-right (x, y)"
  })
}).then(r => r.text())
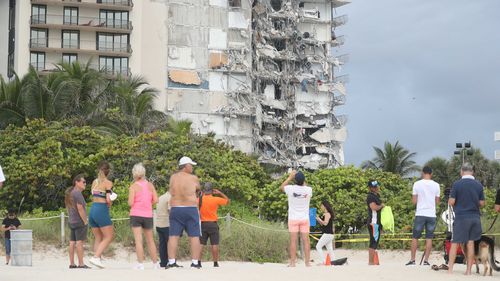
top-left (133, 263), bottom-right (145, 270)
top-left (153, 262), bottom-right (161, 269)
top-left (89, 257), bottom-right (105, 269)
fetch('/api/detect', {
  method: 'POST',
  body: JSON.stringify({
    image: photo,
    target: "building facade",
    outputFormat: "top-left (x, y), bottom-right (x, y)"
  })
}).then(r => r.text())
top-left (0, 0), bottom-right (350, 169)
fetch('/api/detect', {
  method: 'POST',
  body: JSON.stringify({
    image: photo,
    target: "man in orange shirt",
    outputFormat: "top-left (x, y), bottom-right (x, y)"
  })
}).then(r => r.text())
top-left (199, 182), bottom-right (230, 267)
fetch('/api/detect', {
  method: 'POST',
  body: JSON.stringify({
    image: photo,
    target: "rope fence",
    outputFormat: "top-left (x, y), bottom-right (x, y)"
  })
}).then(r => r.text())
top-left (18, 213), bottom-right (500, 246)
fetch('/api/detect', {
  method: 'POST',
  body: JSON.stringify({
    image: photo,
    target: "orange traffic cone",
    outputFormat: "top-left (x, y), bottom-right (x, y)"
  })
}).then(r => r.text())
top-left (373, 251), bottom-right (380, 265)
top-left (325, 254), bottom-right (331, 266)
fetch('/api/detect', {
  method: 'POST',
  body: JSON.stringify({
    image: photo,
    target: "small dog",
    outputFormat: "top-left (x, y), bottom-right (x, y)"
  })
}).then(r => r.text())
top-left (464, 235), bottom-right (500, 276)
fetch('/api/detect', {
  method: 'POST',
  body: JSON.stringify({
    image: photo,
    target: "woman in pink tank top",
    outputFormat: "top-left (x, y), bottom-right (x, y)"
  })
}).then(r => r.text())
top-left (128, 163), bottom-right (159, 269)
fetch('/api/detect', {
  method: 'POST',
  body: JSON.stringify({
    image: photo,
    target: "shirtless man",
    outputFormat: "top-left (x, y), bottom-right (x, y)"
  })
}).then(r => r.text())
top-left (166, 156), bottom-right (202, 269)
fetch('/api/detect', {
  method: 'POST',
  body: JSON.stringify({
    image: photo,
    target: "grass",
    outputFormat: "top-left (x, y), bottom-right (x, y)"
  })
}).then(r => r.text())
top-left (3, 215), bottom-right (289, 263)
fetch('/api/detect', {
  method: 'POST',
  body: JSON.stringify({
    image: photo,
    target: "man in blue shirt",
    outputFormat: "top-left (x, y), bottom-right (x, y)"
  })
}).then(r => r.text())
top-left (447, 163), bottom-right (485, 275)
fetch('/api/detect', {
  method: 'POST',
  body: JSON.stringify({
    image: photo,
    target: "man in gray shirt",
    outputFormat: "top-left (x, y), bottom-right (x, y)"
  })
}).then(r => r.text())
top-left (65, 174), bottom-right (90, 269)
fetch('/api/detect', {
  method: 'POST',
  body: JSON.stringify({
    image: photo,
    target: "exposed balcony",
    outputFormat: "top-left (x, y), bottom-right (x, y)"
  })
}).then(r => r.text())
top-left (31, 0), bottom-right (133, 11)
top-left (333, 74), bottom-right (349, 84)
top-left (31, 15), bottom-right (133, 33)
top-left (331, 15), bottom-right (348, 28)
top-left (331, 0), bottom-right (351, 9)
top-left (29, 39), bottom-right (132, 57)
top-left (331, 35), bottom-right (345, 47)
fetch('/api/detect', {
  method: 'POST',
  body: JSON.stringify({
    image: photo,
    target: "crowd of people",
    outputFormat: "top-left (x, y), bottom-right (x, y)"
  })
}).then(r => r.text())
top-left (62, 156), bottom-right (229, 269)
top-left (278, 163), bottom-right (500, 274)
top-left (1, 160), bottom-right (500, 273)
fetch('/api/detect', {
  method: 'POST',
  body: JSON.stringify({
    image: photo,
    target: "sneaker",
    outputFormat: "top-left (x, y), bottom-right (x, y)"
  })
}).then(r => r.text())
top-left (133, 263), bottom-right (145, 270)
top-left (405, 260), bottom-right (416, 266)
top-left (89, 257), bottom-right (105, 269)
top-left (190, 263), bottom-right (202, 269)
top-left (214, 262), bottom-right (219, 267)
top-left (422, 261), bottom-right (430, 266)
top-left (77, 265), bottom-right (91, 269)
top-left (166, 263), bottom-right (183, 269)
top-left (69, 264), bottom-right (77, 269)
top-left (153, 262), bottom-right (161, 269)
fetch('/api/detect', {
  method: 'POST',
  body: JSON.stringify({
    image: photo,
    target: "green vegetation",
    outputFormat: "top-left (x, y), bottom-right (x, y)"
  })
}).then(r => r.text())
top-left (0, 62), bottom-right (166, 135)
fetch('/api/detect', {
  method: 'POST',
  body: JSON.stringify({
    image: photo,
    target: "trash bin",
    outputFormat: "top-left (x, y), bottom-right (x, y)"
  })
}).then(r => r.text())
top-left (10, 230), bottom-right (32, 266)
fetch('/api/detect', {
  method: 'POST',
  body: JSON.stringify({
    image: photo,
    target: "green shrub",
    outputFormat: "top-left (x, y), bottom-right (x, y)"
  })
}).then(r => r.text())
top-left (0, 120), bottom-right (270, 212)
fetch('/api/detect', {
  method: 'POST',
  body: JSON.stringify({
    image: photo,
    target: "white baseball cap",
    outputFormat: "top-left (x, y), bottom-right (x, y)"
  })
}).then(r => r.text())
top-left (179, 156), bottom-right (197, 166)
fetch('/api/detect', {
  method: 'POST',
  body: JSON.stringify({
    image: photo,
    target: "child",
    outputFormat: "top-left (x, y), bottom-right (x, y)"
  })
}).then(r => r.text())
top-left (2, 209), bottom-right (21, 265)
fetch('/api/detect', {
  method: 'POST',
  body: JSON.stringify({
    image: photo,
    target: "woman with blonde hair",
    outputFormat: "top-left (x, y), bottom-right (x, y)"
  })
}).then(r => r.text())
top-left (88, 161), bottom-right (114, 268)
top-left (128, 163), bottom-right (159, 269)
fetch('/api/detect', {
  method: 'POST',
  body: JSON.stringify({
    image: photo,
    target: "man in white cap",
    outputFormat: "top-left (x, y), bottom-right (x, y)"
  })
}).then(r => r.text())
top-left (166, 156), bottom-right (202, 269)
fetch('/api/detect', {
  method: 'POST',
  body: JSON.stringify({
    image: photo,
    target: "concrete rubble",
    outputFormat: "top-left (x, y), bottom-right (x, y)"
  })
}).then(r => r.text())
top-left (165, 0), bottom-right (351, 169)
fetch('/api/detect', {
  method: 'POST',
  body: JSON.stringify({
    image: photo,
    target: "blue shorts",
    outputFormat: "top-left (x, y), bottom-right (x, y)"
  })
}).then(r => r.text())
top-left (452, 217), bottom-right (482, 243)
top-left (89, 202), bottom-right (112, 228)
top-left (412, 216), bottom-right (436, 239)
top-left (5, 238), bottom-right (11, 255)
top-left (169, 207), bottom-right (201, 237)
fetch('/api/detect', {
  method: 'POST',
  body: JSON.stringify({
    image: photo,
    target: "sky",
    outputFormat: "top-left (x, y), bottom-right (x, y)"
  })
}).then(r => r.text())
top-left (336, 0), bottom-right (500, 166)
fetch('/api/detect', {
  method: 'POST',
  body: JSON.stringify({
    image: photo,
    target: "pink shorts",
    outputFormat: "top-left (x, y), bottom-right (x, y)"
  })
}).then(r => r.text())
top-left (288, 220), bottom-right (309, 233)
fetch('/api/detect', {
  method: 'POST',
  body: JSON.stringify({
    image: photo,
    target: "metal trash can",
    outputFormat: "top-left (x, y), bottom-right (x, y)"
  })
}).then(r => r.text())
top-left (10, 230), bottom-right (32, 266)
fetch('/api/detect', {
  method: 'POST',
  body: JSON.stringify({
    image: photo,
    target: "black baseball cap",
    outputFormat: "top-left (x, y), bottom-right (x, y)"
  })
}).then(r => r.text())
top-left (367, 180), bottom-right (379, 188)
top-left (295, 172), bottom-right (305, 185)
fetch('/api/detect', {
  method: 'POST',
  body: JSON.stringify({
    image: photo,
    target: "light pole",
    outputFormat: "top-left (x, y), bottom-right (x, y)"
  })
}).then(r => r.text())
top-left (454, 141), bottom-right (473, 164)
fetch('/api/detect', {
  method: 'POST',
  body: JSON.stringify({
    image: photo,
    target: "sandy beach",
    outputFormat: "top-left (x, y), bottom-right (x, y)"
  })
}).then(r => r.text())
top-left (2, 247), bottom-right (494, 281)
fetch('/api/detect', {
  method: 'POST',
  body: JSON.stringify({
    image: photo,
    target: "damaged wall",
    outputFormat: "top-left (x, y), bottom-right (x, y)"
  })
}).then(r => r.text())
top-left (164, 0), bottom-right (350, 169)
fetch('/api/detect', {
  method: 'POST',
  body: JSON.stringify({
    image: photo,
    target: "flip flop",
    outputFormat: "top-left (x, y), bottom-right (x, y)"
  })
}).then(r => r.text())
top-left (438, 264), bottom-right (449, 270)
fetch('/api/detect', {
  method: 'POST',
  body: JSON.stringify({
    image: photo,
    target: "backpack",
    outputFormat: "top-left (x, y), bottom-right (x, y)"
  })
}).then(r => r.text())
top-left (380, 206), bottom-right (394, 233)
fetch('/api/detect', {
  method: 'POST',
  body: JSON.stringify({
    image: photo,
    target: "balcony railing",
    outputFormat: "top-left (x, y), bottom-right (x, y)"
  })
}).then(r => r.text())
top-left (29, 38), bottom-right (48, 48)
top-left (30, 62), bottom-right (46, 71)
top-left (97, 43), bottom-right (132, 53)
top-left (90, 63), bottom-right (131, 76)
top-left (29, 39), bottom-right (132, 55)
top-left (97, 0), bottom-right (133, 6)
top-left (31, 14), bottom-right (133, 30)
top-left (31, 0), bottom-right (133, 8)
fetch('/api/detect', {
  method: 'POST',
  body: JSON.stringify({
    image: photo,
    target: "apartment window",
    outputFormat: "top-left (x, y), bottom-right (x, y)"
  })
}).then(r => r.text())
top-left (63, 7), bottom-right (79, 25)
top-left (229, 0), bottom-right (241, 7)
top-left (30, 52), bottom-right (46, 71)
top-left (97, 33), bottom-right (129, 52)
top-left (30, 28), bottom-right (48, 48)
top-left (31, 4), bottom-right (47, 24)
top-left (62, 30), bottom-right (79, 49)
top-left (99, 10), bottom-right (129, 29)
top-left (99, 56), bottom-right (128, 75)
top-left (62, 53), bottom-right (78, 64)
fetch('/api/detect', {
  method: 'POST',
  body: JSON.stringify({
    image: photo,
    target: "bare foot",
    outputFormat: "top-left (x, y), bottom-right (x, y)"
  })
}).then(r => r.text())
top-left (464, 271), bottom-right (471, 276)
top-left (305, 263), bottom-right (311, 267)
top-left (287, 263), bottom-right (296, 267)
top-left (447, 269), bottom-right (453, 274)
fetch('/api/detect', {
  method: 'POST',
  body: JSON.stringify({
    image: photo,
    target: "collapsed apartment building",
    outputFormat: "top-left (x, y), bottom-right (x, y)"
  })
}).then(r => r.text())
top-left (165, 0), bottom-right (350, 169)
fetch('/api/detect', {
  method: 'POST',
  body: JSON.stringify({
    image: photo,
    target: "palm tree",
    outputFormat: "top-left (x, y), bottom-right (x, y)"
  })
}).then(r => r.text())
top-left (91, 75), bottom-right (167, 135)
top-left (424, 157), bottom-right (450, 187)
top-left (48, 60), bottom-right (109, 124)
top-left (362, 141), bottom-right (419, 177)
top-left (0, 73), bottom-right (25, 128)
